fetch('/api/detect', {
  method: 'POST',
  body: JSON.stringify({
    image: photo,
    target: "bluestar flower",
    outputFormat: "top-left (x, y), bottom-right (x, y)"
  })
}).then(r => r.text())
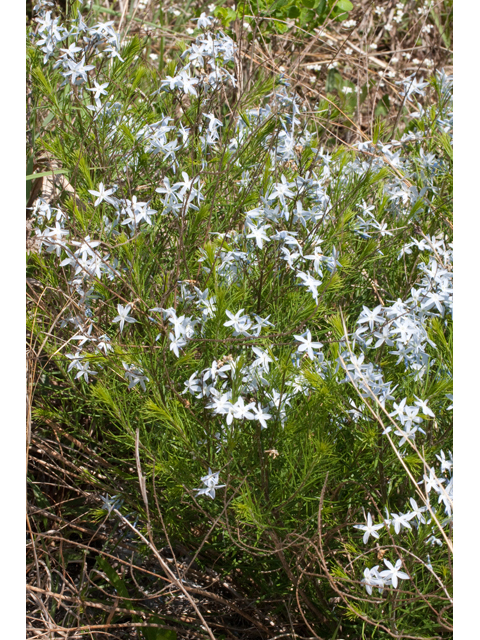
top-left (194, 468), bottom-right (225, 499)
top-left (75, 360), bottom-right (97, 383)
top-left (63, 56), bottom-right (95, 85)
top-left (87, 80), bottom-right (109, 101)
top-left (112, 303), bottom-right (137, 333)
top-left (390, 511), bottom-right (415, 534)
top-left (232, 396), bottom-right (256, 421)
top-left (224, 309), bottom-right (252, 336)
top-left (123, 363), bottom-right (149, 391)
top-left (252, 404), bottom-right (272, 429)
top-left (97, 334), bottom-right (113, 355)
top-left (194, 12), bottom-right (214, 29)
top-left (296, 271), bottom-right (322, 304)
top-left (252, 347), bottom-right (273, 372)
top-left (353, 513), bottom-right (384, 544)
top-left (246, 223), bottom-right (271, 249)
top-left (407, 497), bottom-right (427, 525)
top-left (379, 559), bottom-right (410, 589)
top-left (435, 450), bottom-right (453, 474)
top-left (100, 493), bottom-right (124, 515)
top-left (398, 74), bottom-right (429, 101)
top-left (361, 565), bottom-right (387, 595)
top-left (88, 182), bottom-right (117, 207)
top-left (294, 330), bottom-right (323, 360)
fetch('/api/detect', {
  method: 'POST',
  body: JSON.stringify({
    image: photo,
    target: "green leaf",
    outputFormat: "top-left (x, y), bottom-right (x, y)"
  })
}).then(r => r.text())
top-left (359, 82), bottom-right (368, 104)
top-left (76, 153), bottom-right (94, 190)
top-left (268, 0), bottom-right (291, 12)
top-left (316, 0), bottom-right (327, 16)
top-left (26, 169), bottom-right (69, 182)
top-left (143, 399), bottom-right (187, 441)
top-left (335, 0), bottom-right (353, 11)
top-left (37, 112), bottom-right (55, 138)
top-left (375, 94), bottom-right (390, 117)
top-left (31, 66), bottom-right (56, 102)
top-left (26, 155), bottom-right (34, 203)
top-left (120, 123), bottom-right (135, 144)
top-left (131, 65), bottom-right (147, 92)
top-left (288, 6), bottom-right (301, 18)
top-left (438, 132), bottom-right (453, 162)
top-left (300, 8), bottom-right (316, 25)
top-left (326, 69), bottom-right (343, 93)
top-left (111, 35), bottom-right (143, 81)
top-left (91, 384), bottom-right (121, 417)
top-left (142, 620), bottom-right (177, 640)
top-left (214, 6), bottom-right (238, 27)
top-left (96, 557), bottom-right (131, 603)
top-left (272, 18), bottom-right (290, 32)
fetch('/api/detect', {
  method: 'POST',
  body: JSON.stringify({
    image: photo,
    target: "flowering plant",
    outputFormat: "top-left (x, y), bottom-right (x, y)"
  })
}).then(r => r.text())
top-left (27, 1), bottom-right (452, 637)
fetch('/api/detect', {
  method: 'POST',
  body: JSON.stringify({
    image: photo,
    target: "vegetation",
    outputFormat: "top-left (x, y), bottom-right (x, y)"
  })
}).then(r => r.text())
top-left (26, 1), bottom-right (453, 638)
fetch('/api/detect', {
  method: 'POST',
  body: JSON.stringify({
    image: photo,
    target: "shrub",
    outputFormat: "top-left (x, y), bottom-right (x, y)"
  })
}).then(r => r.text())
top-left (27, 2), bottom-right (452, 638)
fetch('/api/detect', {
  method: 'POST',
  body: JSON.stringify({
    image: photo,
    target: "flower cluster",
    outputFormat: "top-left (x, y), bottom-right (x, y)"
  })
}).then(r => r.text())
top-left (153, 26), bottom-right (237, 101)
top-left (194, 468), bottom-right (226, 499)
top-left (353, 241), bottom-right (453, 379)
top-left (354, 446), bottom-right (452, 593)
top-left (362, 559), bottom-right (410, 595)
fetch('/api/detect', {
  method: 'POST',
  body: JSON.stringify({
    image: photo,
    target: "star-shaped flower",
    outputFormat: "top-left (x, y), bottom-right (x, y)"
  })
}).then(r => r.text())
top-left (379, 558), bottom-right (410, 588)
top-left (294, 330), bottom-right (323, 360)
top-left (353, 513), bottom-right (384, 544)
top-left (194, 468), bottom-right (225, 499)
top-left (112, 303), bottom-right (137, 333)
top-left (88, 182), bottom-right (117, 207)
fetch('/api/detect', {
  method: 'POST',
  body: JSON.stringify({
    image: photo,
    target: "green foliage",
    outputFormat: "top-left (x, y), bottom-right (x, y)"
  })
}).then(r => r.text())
top-left (27, 2), bottom-right (453, 637)
top-left (216, 0), bottom-right (354, 34)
